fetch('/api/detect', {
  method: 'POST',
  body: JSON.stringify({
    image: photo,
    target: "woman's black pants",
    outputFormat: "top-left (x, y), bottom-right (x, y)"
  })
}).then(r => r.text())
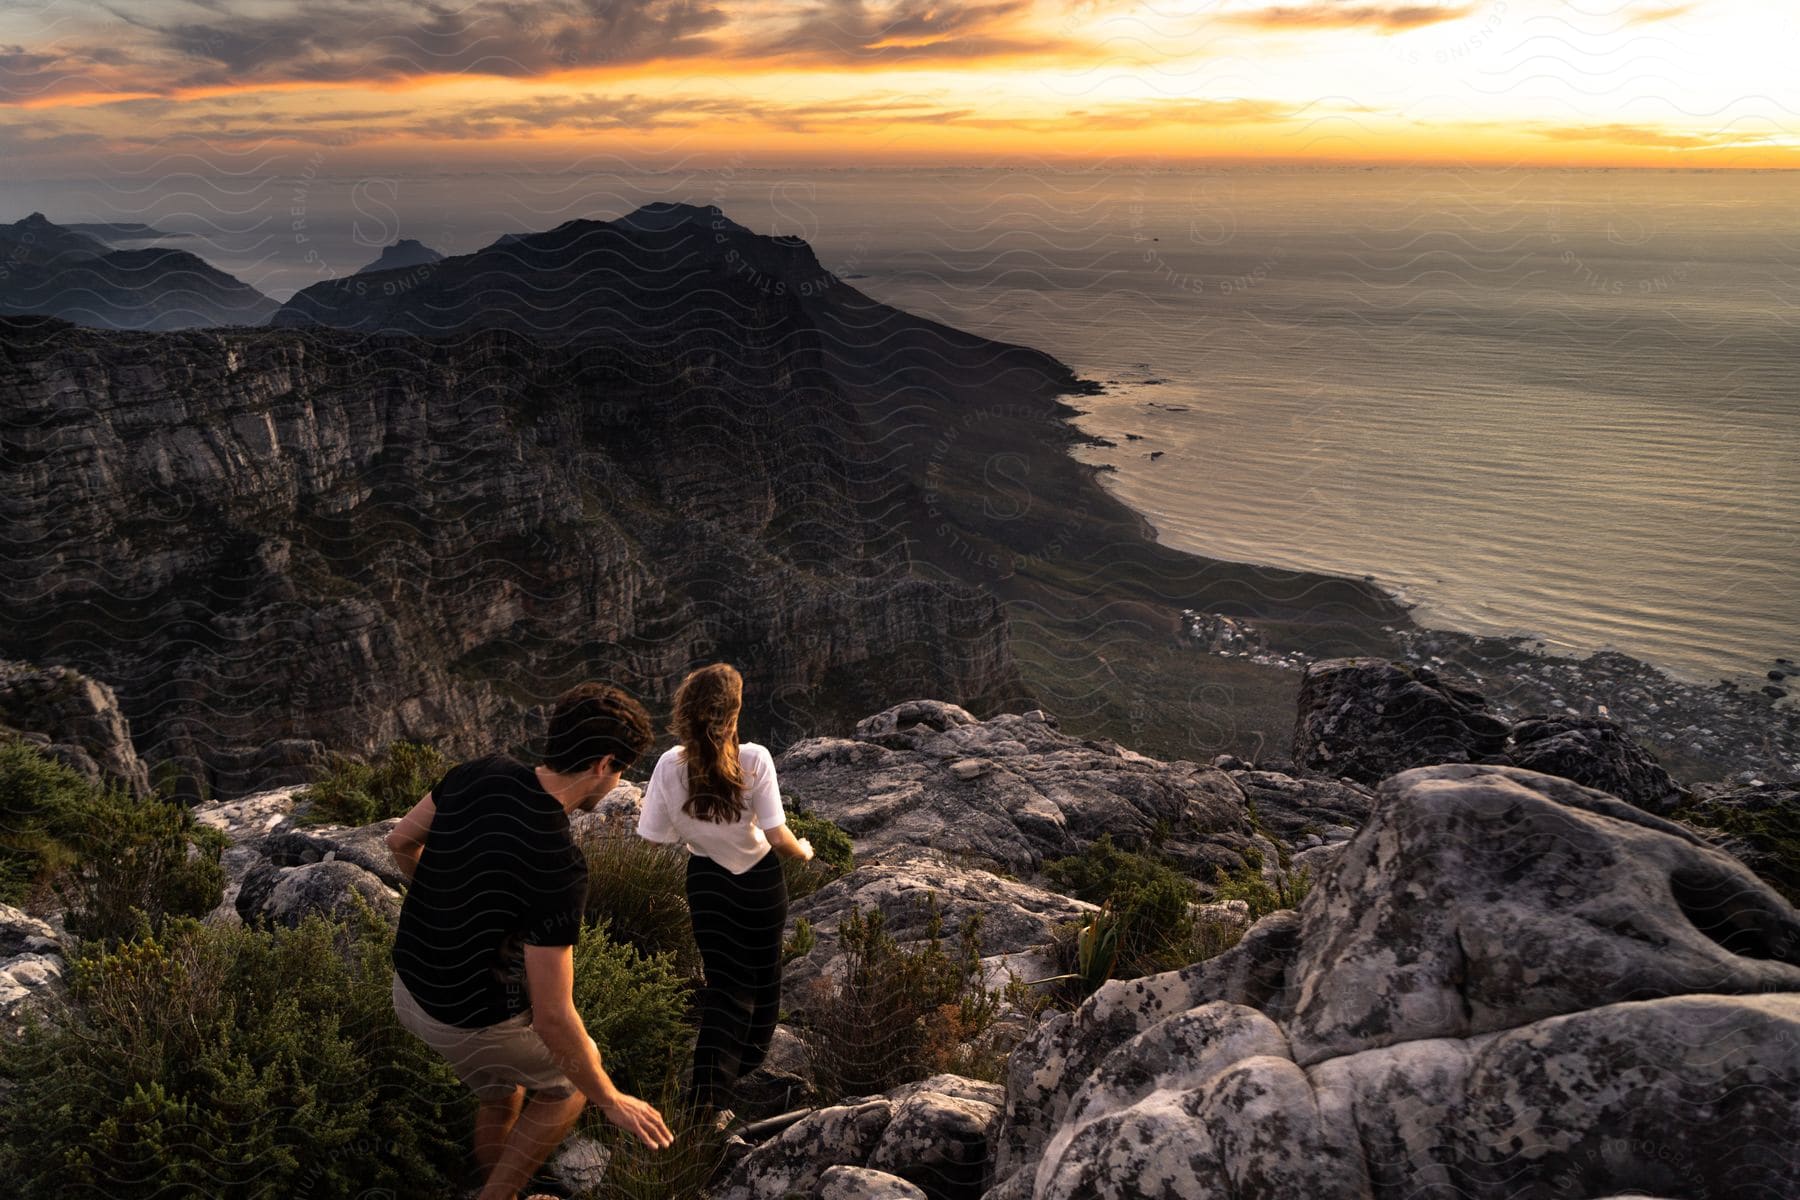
top-left (684, 848), bottom-right (787, 1112)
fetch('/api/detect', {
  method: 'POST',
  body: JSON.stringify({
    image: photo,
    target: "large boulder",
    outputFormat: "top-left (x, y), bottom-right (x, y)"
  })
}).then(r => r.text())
top-left (1506, 713), bottom-right (1688, 815)
top-left (720, 1076), bottom-right (1003, 1200)
top-left (1292, 658), bottom-right (1510, 785)
top-left (819, 1166), bottom-right (929, 1199)
top-left (866, 1076), bottom-right (1005, 1200)
top-left (234, 859), bottom-right (400, 929)
top-left (718, 1099), bottom-right (896, 1200)
top-left (992, 763), bottom-right (1800, 1200)
top-left (778, 703), bottom-right (1267, 877)
top-left (0, 659), bottom-right (151, 798)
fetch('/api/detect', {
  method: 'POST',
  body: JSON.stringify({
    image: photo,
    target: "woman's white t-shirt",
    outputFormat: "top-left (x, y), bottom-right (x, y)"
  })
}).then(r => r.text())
top-left (636, 742), bottom-right (787, 874)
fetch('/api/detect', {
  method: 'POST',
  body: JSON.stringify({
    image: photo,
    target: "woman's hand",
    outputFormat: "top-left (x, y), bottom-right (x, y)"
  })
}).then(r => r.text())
top-left (796, 836), bottom-right (814, 862)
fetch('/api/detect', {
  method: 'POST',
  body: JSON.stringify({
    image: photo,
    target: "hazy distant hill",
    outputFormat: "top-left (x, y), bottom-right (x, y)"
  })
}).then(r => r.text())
top-left (0, 212), bottom-right (276, 330)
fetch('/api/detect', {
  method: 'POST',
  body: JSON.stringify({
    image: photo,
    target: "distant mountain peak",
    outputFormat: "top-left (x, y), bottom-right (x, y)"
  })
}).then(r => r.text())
top-left (612, 201), bottom-right (747, 235)
top-left (355, 238), bottom-right (445, 276)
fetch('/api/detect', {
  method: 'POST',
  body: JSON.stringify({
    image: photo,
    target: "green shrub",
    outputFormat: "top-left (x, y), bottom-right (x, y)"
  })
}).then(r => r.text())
top-left (797, 897), bottom-right (1012, 1099)
top-left (1210, 861), bottom-right (1313, 920)
top-left (0, 737), bottom-right (223, 942)
top-left (577, 829), bottom-right (699, 976)
top-left (300, 740), bottom-right (449, 826)
top-left (0, 901), bottom-right (469, 1200)
top-left (569, 919), bottom-right (695, 1099)
top-left (782, 806), bottom-right (855, 901)
top-left (1041, 834), bottom-right (1199, 978)
top-left (783, 915), bottom-right (816, 964)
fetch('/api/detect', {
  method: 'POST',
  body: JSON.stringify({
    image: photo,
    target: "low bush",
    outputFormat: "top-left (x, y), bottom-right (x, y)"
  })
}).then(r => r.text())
top-left (569, 918), bottom-right (695, 1099)
top-left (576, 829), bottom-right (699, 976)
top-left (782, 806), bottom-right (855, 901)
top-left (0, 737), bottom-right (224, 943)
top-left (1041, 834), bottom-right (1199, 978)
top-left (1210, 861), bottom-right (1313, 920)
top-left (0, 901), bottom-right (469, 1200)
top-left (300, 740), bottom-right (449, 826)
top-left (797, 897), bottom-right (1013, 1099)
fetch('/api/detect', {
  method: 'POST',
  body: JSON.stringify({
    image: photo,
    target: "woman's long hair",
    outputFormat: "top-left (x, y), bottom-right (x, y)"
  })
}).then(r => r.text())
top-left (672, 663), bottom-right (746, 823)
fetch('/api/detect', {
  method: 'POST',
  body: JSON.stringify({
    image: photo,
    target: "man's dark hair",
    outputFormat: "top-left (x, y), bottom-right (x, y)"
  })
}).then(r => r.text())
top-left (541, 683), bottom-right (653, 774)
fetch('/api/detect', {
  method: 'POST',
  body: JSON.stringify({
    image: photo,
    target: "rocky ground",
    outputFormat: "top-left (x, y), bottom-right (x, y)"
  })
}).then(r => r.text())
top-left (2, 658), bottom-right (1796, 1199)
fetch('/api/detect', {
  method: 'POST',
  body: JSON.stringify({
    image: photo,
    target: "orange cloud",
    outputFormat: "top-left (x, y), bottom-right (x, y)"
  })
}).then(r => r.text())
top-left (1628, 4), bottom-right (1696, 23)
top-left (1220, 3), bottom-right (1476, 32)
top-left (1530, 122), bottom-right (1757, 150)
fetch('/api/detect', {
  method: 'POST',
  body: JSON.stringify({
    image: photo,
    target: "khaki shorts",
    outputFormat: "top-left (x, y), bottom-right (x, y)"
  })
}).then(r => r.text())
top-left (391, 972), bottom-right (578, 1102)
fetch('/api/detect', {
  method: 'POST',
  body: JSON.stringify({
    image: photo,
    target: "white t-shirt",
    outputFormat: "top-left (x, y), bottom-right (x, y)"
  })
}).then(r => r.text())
top-left (636, 742), bottom-right (787, 874)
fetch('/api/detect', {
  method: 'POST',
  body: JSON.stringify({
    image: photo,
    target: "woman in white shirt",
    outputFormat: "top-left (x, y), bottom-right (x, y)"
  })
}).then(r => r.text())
top-left (636, 663), bottom-right (813, 1123)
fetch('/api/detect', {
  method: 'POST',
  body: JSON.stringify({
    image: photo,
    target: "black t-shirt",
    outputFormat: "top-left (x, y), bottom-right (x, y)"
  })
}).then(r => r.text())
top-left (392, 754), bottom-right (589, 1028)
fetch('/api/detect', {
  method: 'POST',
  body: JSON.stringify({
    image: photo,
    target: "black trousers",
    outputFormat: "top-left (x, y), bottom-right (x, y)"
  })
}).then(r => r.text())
top-left (684, 848), bottom-right (787, 1112)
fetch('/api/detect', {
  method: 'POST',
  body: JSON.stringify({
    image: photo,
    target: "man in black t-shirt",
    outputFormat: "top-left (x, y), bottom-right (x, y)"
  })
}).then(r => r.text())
top-left (387, 683), bottom-right (670, 1199)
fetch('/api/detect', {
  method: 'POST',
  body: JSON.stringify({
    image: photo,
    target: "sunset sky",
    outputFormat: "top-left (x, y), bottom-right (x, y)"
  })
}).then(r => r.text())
top-left (2, 0), bottom-right (1795, 172)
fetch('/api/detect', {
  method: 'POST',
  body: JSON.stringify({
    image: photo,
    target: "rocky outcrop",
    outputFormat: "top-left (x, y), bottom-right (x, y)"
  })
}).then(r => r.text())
top-left (0, 659), bottom-right (151, 797)
top-left (722, 1075), bottom-right (1004, 1200)
top-left (1507, 713), bottom-right (1688, 815)
top-left (1677, 778), bottom-right (1799, 906)
top-left (777, 701), bottom-right (1269, 878)
top-left (992, 763), bottom-right (1800, 1200)
top-left (1293, 658), bottom-right (1512, 785)
top-left (0, 904), bottom-right (64, 1033)
top-left (783, 846), bottom-right (1096, 1012)
top-left (1217, 767), bottom-right (1372, 849)
top-left (234, 858), bottom-right (400, 929)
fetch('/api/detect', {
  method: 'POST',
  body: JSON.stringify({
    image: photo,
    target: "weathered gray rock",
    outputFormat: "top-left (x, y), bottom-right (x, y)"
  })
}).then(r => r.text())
top-left (1292, 657), bottom-right (1510, 785)
top-left (866, 1080), bottom-right (1003, 1200)
top-left (1283, 764), bottom-right (1800, 1065)
top-left (0, 659), bottom-right (151, 797)
top-left (258, 820), bottom-right (409, 891)
top-left (549, 1135), bottom-right (610, 1194)
top-left (0, 904), bottom-right (65, 1032)
top-left (992, 763), bottom-right (1800, 1200)
top-left (1506, 713), bottom-right (1688, 815)
top-left (1221, 768), bottom-right (1373, 846)
top-left (782, 847), bottom-right (1095, 1013)
top-left (779, 703), bottom-right (1267, 877)
top-left (818, 1166), bottom-right (929, 1200)
top-left (718, 1099), bottom-right (895, 1200)
top-left (995, 909), bottom-right (1302, 1178)
top-left (234, 859), bottom-right (400, 929)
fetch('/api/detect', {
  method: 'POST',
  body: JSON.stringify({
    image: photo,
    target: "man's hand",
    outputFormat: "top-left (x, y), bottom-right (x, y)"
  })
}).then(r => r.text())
top-left (526, 944), bottom-right (675, 1151)
top-left (597, 1090), bottom-right (674, 1149)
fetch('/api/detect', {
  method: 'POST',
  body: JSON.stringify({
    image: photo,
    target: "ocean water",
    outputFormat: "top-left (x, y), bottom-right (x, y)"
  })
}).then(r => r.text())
top-left (9, 166), bottom-right (1797, 689)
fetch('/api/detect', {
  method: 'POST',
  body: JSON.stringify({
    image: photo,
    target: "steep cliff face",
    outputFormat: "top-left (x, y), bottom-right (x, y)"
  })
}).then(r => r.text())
top-left (0, 312), bottom-right (1017, 798)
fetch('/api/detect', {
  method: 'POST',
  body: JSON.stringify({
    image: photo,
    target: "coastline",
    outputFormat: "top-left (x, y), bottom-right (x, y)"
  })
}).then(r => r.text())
top-left (1053, 392), bottom-right (1799, 786)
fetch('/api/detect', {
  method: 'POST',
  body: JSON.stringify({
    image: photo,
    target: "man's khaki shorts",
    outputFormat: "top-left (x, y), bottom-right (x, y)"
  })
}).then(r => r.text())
top-left (391, 972), bottom-right (578, 1102)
